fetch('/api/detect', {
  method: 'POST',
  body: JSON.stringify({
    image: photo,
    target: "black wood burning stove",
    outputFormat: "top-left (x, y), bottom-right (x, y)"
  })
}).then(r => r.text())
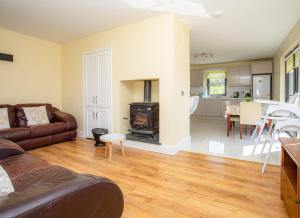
top-left (126, 80), bottom-right (160, 144)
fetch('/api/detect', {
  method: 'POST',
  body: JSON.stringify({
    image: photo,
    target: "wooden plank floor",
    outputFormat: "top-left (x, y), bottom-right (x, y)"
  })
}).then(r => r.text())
top-left (29, 139), bottom-right (288, 218)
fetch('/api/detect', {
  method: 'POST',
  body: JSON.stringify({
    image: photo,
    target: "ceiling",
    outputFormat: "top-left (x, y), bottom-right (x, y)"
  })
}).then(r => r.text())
top-left (0, 0), bottom-right (299, 64)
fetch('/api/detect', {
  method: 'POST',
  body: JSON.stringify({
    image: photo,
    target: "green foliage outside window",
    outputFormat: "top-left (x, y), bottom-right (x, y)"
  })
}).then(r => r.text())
top-left (286, 56), bottom-right (294, 73)
top-left (296, 52), bottom-right (299, 68)
top-left (207, 71), bottom-right (226, 95)
top-left (286, 50), bottom-right (299, 73)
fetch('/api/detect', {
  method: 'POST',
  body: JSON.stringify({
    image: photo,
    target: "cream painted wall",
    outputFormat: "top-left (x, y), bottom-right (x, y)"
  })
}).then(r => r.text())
top-left (62, 14), bottom-right (190, 146)
top-left (173, 16), bottom-right (190, 144)
top-left (119, 81), bottom-right (135, 134)
top-left (132, 80), bottom-right (159, 103)
top-left (0, 28), bottom-right (62, 107)
top-left (273, 19), bottom-right (300, 101)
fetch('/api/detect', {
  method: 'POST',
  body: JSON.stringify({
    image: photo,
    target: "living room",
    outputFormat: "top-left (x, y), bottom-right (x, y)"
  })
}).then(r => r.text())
top-left (0, 0), bottom-right (299, 217)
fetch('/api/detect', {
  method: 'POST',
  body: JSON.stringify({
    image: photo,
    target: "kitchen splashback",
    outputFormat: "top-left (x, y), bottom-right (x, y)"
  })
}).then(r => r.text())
top-left (227, 87), bottom-right (251, 98)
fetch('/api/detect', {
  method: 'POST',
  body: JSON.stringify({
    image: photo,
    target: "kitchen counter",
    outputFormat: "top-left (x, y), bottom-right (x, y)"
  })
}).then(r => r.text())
top-left (192, 97), bottom-right (247, 119)
top-left (201, 97), bottom-right (248, 100)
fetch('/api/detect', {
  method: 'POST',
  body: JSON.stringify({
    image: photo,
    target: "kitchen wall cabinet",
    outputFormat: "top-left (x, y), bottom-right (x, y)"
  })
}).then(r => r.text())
top-left (191, 70), bottom-right (204, 86)
top-left (251, 61), bottom-right (273, 74)
top-left (239, 65), bottom-right (252, 86)
top-left (227, 67), bottom-right (240, 86)
top-left (227, 65), bottom-right (251, 86)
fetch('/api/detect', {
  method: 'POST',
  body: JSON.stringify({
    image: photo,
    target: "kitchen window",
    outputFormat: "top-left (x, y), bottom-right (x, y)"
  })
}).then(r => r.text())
top-left (207, 70), bottom-right (227, 96)
top-left (285, 46), bottom-right (299, 102)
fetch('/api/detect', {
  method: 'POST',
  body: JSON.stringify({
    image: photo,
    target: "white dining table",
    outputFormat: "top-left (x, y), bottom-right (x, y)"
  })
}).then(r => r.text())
top-left (253, 99), bottom-right (286, 105)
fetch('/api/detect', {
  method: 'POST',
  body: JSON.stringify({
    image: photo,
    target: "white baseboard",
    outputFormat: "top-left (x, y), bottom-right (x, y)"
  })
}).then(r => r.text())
top-left (76, 131), bottom-right (191, 156)
top-left (77, 130), bottom-right (84, 138)
top-left (176, 135), bottom-right (191, 151)
top-left (123, 135), bottom-right (191, 156)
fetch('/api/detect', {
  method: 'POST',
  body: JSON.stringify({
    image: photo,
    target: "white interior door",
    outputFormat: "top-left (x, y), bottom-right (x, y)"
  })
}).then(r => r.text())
top-left (85, 54), bottom-right (99, 106)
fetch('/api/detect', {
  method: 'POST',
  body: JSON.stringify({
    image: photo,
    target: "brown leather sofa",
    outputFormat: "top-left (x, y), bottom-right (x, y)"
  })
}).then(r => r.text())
top-left (0, 139), bottom-right (124, 218)
top-left (0, 103), bottom-right (77, 150)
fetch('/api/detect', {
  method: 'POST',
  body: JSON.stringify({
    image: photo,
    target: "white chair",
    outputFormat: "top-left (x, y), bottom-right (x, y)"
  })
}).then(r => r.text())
top-left (289, 92), bottom-right (300, 106)
top-left (251, 93), bottom-right (300, 143)
top-left (250, 104), bottom-right (300, 144)
top-left (239, 102), bottom-right (262, 139)
top-left (225, 101), bottom-right (240, 136)
top-left (261, 118), bottom-right (300, 173)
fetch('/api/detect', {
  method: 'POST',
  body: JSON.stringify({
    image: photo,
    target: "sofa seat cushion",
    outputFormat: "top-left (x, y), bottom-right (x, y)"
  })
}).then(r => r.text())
top-left (29, 122), bottom-right (67, 138)
top-left (0, 128), bottom-right (31, 141)
top-left (0, 154), bottom-right (49, 181)
top-left (12, 165), bottom-right (76, 192)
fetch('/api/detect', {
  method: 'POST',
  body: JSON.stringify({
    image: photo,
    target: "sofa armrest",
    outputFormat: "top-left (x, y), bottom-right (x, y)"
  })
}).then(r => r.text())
top-left (53, 110), bottom-right (77, 131)
top-left (0, 139), bottom-right (25, 160)
top-left (0, 167), bottom-right (124, 218)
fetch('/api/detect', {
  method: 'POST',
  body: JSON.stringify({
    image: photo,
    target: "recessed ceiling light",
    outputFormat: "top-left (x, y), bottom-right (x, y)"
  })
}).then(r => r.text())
top-left (124, 0), bottom-right (212, 17)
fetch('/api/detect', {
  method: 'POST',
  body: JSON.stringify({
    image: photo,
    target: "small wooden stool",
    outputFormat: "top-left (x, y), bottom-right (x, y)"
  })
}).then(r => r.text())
top-left (100, 133), bottom-right (126, 162)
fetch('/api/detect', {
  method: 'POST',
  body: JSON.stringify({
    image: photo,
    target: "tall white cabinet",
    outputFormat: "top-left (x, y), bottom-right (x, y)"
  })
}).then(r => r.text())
top-left (84, 48), bottom-right (112, 138)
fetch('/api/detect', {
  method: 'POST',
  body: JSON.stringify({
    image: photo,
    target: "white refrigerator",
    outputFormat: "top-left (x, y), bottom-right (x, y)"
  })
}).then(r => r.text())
top-left (252, 74), bottom-right (271, 100)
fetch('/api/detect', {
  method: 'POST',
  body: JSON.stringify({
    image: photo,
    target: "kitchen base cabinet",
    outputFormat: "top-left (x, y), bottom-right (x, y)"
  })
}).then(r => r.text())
top-left (191, 99), bottom-right (244, 120)
top-left (205, 100), bottom-right (221, 117)
top-left (85, 107), bottom-right (111, 138)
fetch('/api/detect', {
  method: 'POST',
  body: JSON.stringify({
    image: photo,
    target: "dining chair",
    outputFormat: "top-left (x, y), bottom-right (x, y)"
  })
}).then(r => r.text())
top-left (239, 102), bottom-right (262, 139)
top-left (250, 103), bottom-right (300, 144)
top-left (261, 118), bottom-right (300, 173)
top-left (225, 101), bottom-right (240, 136)
top-left (250, 93), bottom-right (300, 143)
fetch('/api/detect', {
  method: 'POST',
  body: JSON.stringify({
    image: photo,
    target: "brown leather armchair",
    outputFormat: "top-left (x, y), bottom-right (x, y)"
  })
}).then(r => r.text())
top-left (0, 139), bottom-right (124, 218)
top-left (0, 104), bottom-right (77, 150)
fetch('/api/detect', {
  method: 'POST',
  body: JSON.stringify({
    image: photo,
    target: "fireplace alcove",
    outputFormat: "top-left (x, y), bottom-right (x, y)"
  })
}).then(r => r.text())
top-left (120, 79), bottom-right (160, 144)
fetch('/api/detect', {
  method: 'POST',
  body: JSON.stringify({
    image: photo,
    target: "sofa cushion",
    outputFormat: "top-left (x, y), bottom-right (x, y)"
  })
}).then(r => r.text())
top-left (0, 128), bottom-right (31, 141)
top-left (16, 136), bottom-right (52, 150)
top-left (16, 104), bottom-right (54, 127)
top-left (0, 139), bottom-right (25, 160)
top-left (12, 166), bottom-right (76, 192)
top-left (23, 106), bottom-right (50, 126)
top-left (29, 122), bottom-right (67, 138)
top-left (0, 105), bottom-right (16, 128)
top-left (0, 153), bottom-right (49, 181)
top-left (0, 108), bottom-right (10, 130)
